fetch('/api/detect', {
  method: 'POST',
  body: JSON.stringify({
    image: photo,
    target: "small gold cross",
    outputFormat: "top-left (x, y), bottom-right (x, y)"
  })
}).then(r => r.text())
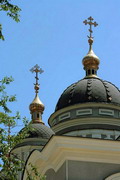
top-left (30, 64), bottom-right (44, 94)
top-left (83, 16), bottom-right (98, 39)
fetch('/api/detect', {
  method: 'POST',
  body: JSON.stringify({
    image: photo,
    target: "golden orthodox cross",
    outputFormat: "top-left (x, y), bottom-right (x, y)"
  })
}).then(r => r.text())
top-left (83, 16), bottom-right (98, 39)
top-left (30, 64), bottom-right (44, 94)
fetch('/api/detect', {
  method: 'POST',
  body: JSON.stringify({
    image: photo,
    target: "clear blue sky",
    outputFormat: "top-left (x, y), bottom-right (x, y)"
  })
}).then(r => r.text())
top-left (1, 0), bottom-right (120, 132)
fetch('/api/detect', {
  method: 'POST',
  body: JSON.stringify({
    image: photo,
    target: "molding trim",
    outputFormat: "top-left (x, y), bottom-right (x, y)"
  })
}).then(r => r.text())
top-left (52, 117), bottom-right (120, 134)
top-left (99, 109), bottom-right (114, 116)
top-left (76, 109), bottom-right (92, 116)
top-left (23, 136), bottom-right (120, 179)
top-left (49, 103), bottom-right (120, 128)
top-left (59, 112), bottom-right (70, 121)
top-left (48, 103), bottom-right (120, 126)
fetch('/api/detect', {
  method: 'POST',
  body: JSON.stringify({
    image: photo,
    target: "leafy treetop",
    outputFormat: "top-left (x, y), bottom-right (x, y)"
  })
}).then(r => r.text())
top-left (0, 0), bottom-right (21, 40)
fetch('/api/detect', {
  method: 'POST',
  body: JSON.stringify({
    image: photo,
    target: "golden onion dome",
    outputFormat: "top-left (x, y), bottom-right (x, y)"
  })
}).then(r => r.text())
top-left (29, 64), bottom-right (45, 124)
top-left (29, 94), bottom-right (45, 113)
top-left (82, 38), bottom-right (100, 74)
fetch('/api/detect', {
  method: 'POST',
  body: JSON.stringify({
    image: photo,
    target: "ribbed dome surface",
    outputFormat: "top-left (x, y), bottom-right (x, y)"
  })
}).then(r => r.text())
top-left (27, 123), bottom-right (55, 138)
top-left (14, 124), bottom-right (54, 149)
top-left (55, 78), bottom-right (120, 111)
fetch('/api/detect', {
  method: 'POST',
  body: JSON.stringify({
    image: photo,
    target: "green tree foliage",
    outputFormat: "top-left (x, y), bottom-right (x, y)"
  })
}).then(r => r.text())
top-left (0, 0), bottom-right (21, 40)
top-left (0, 76), bottom-right (25, 179)
top-left (0, 77), bottom-right (46, 180)
top-left (26, 163), bottom-right (46, 180)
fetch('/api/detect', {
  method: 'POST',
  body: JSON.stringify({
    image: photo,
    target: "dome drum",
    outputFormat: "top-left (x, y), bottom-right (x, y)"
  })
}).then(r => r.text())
top-left (54, 123), bottom-right (120, 139)
top-left (49, 101), bottom-right (120, 137)
top-left (50, 112), bottom-right (120, 139)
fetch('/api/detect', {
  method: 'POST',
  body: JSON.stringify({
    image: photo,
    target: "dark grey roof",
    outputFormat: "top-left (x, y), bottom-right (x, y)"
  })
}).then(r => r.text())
top-left (26, 123), bottom-right (55, 139)
top-left (13, 123), bottom-right (54, 149)
top-left (55, 77), bottom-right (120, 111)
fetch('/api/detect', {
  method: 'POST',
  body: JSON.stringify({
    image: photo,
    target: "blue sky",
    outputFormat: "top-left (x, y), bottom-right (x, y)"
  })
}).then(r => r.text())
top-left (1, 0), bottom-right (120, 132)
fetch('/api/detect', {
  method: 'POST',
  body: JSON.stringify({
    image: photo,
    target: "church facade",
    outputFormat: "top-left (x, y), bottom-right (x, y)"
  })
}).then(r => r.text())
top-left (13, 17), bottom-right (120, 180)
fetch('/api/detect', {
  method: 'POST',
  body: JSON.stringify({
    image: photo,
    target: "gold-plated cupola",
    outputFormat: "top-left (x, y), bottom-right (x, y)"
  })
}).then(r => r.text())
top-left (29, 64), bottom-right (45, 124)
top-left (82, 16), bottom-right (100, 78)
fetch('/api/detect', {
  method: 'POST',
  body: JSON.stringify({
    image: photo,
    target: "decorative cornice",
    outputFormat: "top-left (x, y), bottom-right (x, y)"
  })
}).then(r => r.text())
top-left (23, 136), bottom-right (120, 179)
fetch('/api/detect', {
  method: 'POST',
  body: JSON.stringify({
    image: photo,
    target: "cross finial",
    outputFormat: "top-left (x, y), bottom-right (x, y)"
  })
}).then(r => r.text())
top-left (30, 64), bottom-right (44, 94)
top-left (83, 16), bottom-right (98, 39)
top-left (83, 16), bottom-right (98, 48)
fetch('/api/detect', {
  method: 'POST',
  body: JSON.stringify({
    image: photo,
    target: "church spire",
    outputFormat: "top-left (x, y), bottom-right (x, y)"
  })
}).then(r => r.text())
top-left (82, 16), bottom-right (100, 78)
top-left (29, 64), bottom-right (44, 124)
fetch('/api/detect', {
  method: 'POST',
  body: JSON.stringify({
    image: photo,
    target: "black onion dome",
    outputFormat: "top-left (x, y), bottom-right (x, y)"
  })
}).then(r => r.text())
top-left (27, 123), bottom-right (55, 138)
top-left (55, 78), bottom-right (120, 111)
